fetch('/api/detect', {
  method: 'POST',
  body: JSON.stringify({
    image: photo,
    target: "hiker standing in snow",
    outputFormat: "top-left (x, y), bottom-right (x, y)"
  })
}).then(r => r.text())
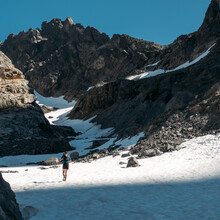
top-left (59, 151), bottom-right (71, 181)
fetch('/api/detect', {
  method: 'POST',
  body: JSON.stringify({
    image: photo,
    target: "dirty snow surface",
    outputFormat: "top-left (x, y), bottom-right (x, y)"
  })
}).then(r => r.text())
top-left (1, 134), bottom-right (220, 220)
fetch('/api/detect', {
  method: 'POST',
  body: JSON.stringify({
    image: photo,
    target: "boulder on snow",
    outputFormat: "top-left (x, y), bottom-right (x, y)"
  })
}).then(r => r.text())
top-left (111, 150), bottom-right (120, 157)
top-left (175, 145), bottom-right (182, 151)
top-left (166, 143), bottom-right (175, 152)
top-left (127, 157), bottom-right (140, 168)
top-left (42, 157), bottom-right (59, 165)
top-left (70, 152), bottom-right (79, 160)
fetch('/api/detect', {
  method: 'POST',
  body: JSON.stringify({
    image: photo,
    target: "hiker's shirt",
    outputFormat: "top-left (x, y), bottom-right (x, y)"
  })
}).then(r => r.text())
top-left (61, 155), bottom-right (71, 164)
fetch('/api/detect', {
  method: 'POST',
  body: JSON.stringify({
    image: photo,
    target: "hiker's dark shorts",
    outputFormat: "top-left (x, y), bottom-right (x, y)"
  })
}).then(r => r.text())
top-left (63, 163), bottom-right (69, 170)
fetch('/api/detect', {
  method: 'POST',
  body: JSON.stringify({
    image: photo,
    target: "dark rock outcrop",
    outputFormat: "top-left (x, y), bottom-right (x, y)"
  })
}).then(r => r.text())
top-left (0, 52), bottom-right (76, 157)
top-left (130, 82), bottom-right (220, 158)
top-left (0, 173), bottom-right (23, 220)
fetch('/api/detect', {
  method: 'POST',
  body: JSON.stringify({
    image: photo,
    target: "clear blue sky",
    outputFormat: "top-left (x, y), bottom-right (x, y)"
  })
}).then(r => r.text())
top-left (0, 0), bottom-right (211, 45)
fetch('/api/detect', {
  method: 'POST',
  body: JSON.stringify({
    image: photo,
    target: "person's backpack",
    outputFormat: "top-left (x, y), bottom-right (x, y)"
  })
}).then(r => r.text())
top-left (62, 154), bottom-right (69, 163)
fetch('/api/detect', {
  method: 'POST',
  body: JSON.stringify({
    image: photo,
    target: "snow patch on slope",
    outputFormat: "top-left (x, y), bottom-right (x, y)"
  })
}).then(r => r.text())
top-left (126, 69), bottom-right (165, 80)
top-left (87, 86), bottom-right (94, 91)
top-left (34, 92), bottom-right (143, 156)
top-left (127, 43), bottom-right (216, 81)
top-left (145, 61), bottom-right (160, 68)
top-left (34, 91), bottom-right (76, 108)
top-left (45, 107), bottom-right (116, 155)
top-left (115, 132), bottom-right (145, 148)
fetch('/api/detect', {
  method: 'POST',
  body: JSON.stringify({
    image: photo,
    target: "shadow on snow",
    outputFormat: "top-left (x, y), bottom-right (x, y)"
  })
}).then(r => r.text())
top-left (16, 177), bottom-right (220, 220)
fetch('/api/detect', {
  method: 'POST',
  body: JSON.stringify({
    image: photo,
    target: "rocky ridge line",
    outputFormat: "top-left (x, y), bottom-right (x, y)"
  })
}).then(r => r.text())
top-left (0, 17), bottom-right (164, 99)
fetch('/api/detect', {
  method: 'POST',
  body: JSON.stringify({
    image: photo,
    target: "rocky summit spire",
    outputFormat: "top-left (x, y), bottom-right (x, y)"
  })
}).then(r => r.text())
top-left (65, 17), bottom-right (74, 25)
top-left (199, 0), bottom-right (220, 35)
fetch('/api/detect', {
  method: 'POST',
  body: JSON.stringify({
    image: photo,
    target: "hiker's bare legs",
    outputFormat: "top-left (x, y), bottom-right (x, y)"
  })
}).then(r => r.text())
top-left (63, 169), bottom-right (68, 181)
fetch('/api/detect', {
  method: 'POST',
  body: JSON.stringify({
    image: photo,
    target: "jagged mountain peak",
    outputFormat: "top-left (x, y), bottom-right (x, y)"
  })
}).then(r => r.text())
top-left (0, 16), bottom-right (163, 98)
top-left (41, 17), bottom-right (75, 34)
top-left (41, 17), bottom-right (74, 28)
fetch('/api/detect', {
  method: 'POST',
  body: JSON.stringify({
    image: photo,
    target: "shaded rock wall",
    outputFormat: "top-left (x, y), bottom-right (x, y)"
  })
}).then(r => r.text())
top-left (69, 43), bottom-right (220, 136)
top-left (0, 173), bottom-right (23, 220)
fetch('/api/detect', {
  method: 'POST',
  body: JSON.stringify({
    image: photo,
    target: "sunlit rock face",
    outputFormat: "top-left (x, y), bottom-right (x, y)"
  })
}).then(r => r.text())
top-left (0, 52), bottom-right (75, 157)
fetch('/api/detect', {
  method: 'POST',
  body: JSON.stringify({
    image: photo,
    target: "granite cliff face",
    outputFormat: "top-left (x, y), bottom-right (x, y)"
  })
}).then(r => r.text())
top-left (0, 51), bottom-right (35, 109)
top-left (0, 52), bottom-right (75, 157)
top-left (0, 173), bottom-right (23, 220)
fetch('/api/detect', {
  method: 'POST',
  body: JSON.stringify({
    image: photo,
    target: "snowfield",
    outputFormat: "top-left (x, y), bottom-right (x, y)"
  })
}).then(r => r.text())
top-left (2, 91), bottom-right (218, 219)
top-left (1, 134), bottom-right (220, 219)
top-left (34, 91), bottom-right (145, 156)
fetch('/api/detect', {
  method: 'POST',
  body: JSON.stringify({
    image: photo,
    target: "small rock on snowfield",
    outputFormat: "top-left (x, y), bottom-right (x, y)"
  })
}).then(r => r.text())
top-left (127, 157), bottom-right (140, 167)
top-left (121, 152), bottom-right (131, 158)
top-left (42, 157), bottom-right (59, 166)
top-left (21, 205), bottom-right (39, 220)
